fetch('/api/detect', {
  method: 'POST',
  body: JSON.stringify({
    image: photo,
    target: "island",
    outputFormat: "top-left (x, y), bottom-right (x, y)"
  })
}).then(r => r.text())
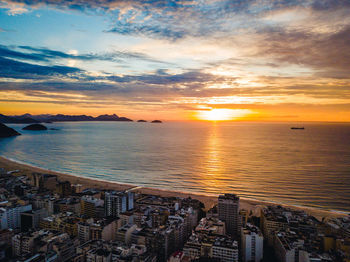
top-left (151, 120), bottom-right (162, 123)
top-left (0, 123), bottom-right (21, 137)
top-left (22, 124), bottom-right (48, 131)
top-left (137, 120), bottom-right (147, 122)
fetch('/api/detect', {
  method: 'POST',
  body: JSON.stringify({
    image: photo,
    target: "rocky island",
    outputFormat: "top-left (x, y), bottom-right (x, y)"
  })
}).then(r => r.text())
top-left (0, 123), bottom-right (21, 137)
top-left (23, 123), bottom-right (48, 131)
top-left (151, 120), bottom-right (162, 123)
top-left (137, 120), bottom-right (147, 122)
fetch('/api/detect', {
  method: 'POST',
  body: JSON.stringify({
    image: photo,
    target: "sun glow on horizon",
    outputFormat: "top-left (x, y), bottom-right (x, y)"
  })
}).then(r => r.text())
top-left (198, 108), bottom-right (252, 121)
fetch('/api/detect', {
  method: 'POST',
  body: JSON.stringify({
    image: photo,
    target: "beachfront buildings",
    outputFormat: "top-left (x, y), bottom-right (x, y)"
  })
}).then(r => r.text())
top-left (218, 193), bottom-right (240, 237)
top-left (241, 223), bottom-right (264, 262)
top-left (104, 191), bottom-right (134, 218)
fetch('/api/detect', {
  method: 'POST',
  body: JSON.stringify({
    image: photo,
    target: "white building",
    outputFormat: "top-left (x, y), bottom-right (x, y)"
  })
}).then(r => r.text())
top-left (212, 237), bottom-right (239, 262)
top-left (104, 191), bottom-right (127, 217)
top-left (0, 203), bottom-right (32, 229)
top-left (274, 231), bottom-right (304, 262)
top-left (241, 223), bottom-right (264, 262)
top-left (78, 222), bottom-right (91, 244)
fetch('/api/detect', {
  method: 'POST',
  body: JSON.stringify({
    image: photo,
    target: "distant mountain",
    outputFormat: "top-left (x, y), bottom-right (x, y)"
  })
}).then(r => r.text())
top-left (0, 114), bottom-right (40, 124)
top-left (47, 114), bottom-right (95, 122)
top-left (137, 120), bottom-right (147, 122)
top-left (95, 114), bottom-right (119, 121)
top-left (0, 113), bottom-right (133, 123)
top-left (15, 114), bottom-right (53, 122)
top-left (151, 120), bottom-right (162, 123)
top-left (0, 123), bottom-right (21, 137)
top-left (94, 114), bottom-right (132, 121)
top-left (116, 117), bottom-right (133, 122)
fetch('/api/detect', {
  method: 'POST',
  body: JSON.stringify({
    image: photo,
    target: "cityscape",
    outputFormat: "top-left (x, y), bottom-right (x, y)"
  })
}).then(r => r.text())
top-left (0, 166), bottom-right (349, 262)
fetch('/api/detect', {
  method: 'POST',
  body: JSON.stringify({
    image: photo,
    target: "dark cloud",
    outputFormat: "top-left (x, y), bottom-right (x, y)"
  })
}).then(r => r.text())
top-left (255, 24), bottom-right (350, 78)
top-left (0, 56), bottom-right (81, 79)
top-left (105, 70), bottom-right (218, 85)
top-left (0, 45), bottom-right (168, 65)
top-left (311, 0), bottom-right (350, 10)
top-left (0, 45), bottom-right (49, 61)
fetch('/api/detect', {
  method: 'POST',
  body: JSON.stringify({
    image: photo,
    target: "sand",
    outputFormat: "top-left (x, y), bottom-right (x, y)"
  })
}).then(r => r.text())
top-left (0, 156), bottom-right (347, 220)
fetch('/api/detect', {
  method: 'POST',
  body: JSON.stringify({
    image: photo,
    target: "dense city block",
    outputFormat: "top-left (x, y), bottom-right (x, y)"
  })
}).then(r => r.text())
top-left (0, 168), bottom-right (349, 262)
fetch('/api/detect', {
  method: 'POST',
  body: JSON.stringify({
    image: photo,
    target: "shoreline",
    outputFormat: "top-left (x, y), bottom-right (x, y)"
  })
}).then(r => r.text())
top-left (0, 155), bottom-right (348, 220)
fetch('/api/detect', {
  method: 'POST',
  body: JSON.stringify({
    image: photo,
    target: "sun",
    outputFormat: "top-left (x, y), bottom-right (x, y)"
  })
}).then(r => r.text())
top-left (198, 109), bottom-right (251, 121)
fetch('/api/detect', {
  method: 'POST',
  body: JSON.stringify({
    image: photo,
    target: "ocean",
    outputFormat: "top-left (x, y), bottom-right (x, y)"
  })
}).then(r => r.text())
top-left (1, 121), bottom-right (350, 213)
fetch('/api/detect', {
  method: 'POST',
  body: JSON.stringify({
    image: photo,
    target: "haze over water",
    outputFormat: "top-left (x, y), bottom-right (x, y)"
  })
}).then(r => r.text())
top-left (1, 122), bottom-right (350, 213)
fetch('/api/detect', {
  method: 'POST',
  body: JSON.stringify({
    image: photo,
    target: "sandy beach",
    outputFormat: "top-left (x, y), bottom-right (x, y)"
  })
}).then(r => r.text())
top-left (0, 155), bottom-right (347, 220)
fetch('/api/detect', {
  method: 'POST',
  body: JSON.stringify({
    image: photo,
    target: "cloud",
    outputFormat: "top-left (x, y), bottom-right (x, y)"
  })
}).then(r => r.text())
top-left (1, 42), bottom-right (350, 104)
top-left (0, 56), bottom-right (81, 79)
top-left (107, 22), bottom-right (186, 41)
top-left (254, 24), bottom-right (350, 78)
top-left (0, 1), bottom-right (28, 15)
top-left (0, 45), bottom-right (170, 66)
top-left (0, 0), bottom-right (312, 40)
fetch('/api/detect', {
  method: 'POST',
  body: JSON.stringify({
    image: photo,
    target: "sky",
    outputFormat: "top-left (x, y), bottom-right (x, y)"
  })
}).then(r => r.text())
top-left (0, 0), bottom-right (349, 121)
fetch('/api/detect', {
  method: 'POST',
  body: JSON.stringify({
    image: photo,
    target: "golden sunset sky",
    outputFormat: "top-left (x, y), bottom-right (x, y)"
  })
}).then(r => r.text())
top-left (0, 0), bottom-right (349, 121)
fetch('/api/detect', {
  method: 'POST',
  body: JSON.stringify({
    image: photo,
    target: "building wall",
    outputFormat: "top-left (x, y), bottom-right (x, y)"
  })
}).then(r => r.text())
top-left (274, 235), bottom-right (295, 262)
top-left (218, 194), bottom-right (239, 237)
top-left (0, 204), bottom-right (32, 230)
top-left (241, 228), bottom-right (263, 262)
top-left (212, 246), bottom-right (239, 262)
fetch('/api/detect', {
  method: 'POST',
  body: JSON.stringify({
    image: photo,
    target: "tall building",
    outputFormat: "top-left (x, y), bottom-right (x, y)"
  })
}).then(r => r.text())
top-left (31, 173), bottom-right (57, 191)
top-left (241, 223), bottom-right (263, 262)
top-left (218, 194), bottom-right (240, 237)
top-left (20, 208), bottom-right (48, 231)
top-left (0, 204), bottom-right (32, 230)
top-left (77, 222), bottom-right (90, 244)
top-left (80, 196), bottom-right (103, 218)
top-left (274, 231), bottom-right (304, 262)
top-left (127, 190), bottom-right (134, 210)
top-left (12, 231), bottom-right (40, 257)
top-left (32, 196), bottom-right (55, 216)
top-left (77, 218), bottom-right (119, 244)
top-left (56, 181), bottom-right (72, 197)
top-left (104, 191), bottom-right (134, 217)
top-left (260, 206), bottom-right (289, 246)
